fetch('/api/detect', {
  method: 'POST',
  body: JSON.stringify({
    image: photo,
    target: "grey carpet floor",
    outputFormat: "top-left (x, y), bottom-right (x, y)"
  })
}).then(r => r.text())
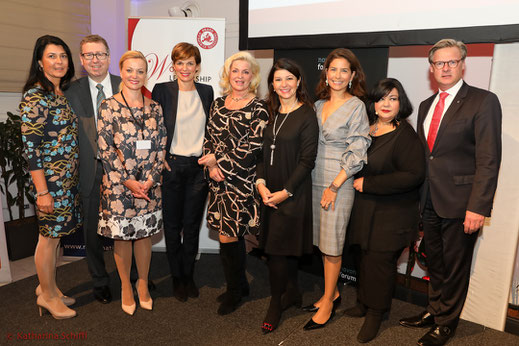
top-left (1, 252), bottom-right (518, 346)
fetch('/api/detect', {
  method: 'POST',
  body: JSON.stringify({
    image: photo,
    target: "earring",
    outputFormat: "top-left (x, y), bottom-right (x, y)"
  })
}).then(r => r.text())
top-left (38, 65), bottom-right (43, 71)
top-left (348, 80), bottom-right (352, 89)
top-left (325, 78), bottom-right (329, 87)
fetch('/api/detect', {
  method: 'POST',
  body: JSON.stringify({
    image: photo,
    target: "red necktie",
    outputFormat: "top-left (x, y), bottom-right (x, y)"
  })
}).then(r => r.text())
top-left (427, 92), bottom-right (449, 151)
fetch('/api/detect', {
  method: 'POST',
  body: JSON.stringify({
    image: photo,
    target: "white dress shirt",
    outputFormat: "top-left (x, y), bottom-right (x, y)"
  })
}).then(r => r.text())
top-left (423, 78), bottom-right (464, 139)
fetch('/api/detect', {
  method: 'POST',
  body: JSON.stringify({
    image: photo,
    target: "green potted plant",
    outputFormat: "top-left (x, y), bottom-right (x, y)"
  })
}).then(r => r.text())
top-left (0, 111), bottom-right (38, 260)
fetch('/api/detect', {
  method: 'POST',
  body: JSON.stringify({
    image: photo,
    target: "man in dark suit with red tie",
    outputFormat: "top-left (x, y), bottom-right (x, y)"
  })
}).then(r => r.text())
top-left (399, 39), bottom-right (502, 346)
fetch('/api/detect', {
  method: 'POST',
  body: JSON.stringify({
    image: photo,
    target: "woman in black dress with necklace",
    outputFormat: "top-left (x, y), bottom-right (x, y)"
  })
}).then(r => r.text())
top-left (257, 58), bottom-right (319, 333)
top-left (345, 78), bottom-right (425, 342)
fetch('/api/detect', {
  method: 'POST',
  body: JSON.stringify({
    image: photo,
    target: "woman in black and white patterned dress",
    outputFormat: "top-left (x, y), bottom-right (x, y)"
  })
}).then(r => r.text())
top-left (199, 51), bottom-right (268, 315)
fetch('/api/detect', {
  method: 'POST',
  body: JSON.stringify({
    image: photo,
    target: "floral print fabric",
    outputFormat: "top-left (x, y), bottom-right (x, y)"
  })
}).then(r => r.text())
top-left (20, 88), bottom-right (82, 238)
top-left (96, 97), bottom-right (166, 240)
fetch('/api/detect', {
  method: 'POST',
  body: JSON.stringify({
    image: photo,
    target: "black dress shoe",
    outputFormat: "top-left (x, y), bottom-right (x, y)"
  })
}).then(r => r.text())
top-left (303, 309), bottom-right (336, 331)
top-left (93, 286), bottom-right (112, 304)
top-left (417, 325), bottom-right (454, 346)
top-left (302, 295), bottom-right (341, 313)
top-left (400, 311), bottom-right (435, 328)
top-left (185, 278), bottom-right (199, 298)
top-left (173, 277), bottom-right (187, 302)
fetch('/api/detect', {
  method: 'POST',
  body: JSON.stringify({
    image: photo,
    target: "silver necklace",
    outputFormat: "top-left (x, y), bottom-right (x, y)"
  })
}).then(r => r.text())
top-left (230, 93), bottom-right (249, 102)
top-left (270, 100), bottom-right (298, 166)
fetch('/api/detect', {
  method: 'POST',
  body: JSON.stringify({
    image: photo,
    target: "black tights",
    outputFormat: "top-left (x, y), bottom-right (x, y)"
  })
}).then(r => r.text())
top-left (264, 255), bottom-right (299, 324)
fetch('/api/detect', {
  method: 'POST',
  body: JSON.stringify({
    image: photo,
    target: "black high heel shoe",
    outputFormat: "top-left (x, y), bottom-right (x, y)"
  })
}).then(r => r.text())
top-left (302, 295), bottom-right (341, 313)
top-left (303, 308), bottom-right (336, 330)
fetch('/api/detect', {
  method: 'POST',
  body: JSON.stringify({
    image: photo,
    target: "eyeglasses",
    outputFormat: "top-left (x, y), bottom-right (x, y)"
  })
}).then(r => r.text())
top-left (81, 52), bottom-right (109, 60)
top-left (431, 59), bottom-right (462, 69)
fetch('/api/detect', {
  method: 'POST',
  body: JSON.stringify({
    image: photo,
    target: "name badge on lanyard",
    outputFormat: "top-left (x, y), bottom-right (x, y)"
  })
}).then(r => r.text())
top-left (136, 140), bottom-right (151, 150)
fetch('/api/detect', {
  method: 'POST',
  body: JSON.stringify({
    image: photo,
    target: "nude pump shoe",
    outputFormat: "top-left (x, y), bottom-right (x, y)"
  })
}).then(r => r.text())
top-left (35, 285), bottom-right (76, 306)
top-left (37, 295), bottom-right (76, 319)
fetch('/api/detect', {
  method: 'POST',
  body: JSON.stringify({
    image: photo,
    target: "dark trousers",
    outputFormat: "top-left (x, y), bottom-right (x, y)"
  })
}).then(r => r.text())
top-left (162, 154), bottom-right (208, 279)
top-left (358, 249), bottom-right (402, 311)
top-left (82, 162), bottom-right (109, 288)
top-left (422, 196), bottom-right (478, 329)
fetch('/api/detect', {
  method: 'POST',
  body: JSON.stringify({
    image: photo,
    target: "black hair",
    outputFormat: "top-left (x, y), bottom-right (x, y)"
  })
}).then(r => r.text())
top-left (366, 78), bottom-right (413, 126)
top-left (265, 58), bottom-right (312, 122)
top-left (22, 35), bottom-right (75, 94)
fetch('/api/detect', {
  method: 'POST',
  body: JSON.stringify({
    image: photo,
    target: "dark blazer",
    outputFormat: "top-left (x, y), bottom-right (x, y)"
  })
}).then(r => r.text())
top-left (64, 74), bottom-right (121, 196)
top-left (348, 121), bottom-right (425, 251)
top-left (151, 80), bottom-right (214, 153)
top-left (416, 82), bottom-right (502, 219)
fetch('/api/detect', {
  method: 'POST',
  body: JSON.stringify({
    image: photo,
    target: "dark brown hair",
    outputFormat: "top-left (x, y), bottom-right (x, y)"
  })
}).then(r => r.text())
top-left (315, 48), bottom-right (367, 100)
top-left (265, 58), bottom-right (313, 122)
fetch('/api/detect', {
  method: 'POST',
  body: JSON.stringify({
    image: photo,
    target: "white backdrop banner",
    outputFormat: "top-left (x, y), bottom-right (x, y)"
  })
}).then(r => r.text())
top-left (128, 17), bottom-right (225, 98)
top-left (129, 17), bottom-right (225, 253)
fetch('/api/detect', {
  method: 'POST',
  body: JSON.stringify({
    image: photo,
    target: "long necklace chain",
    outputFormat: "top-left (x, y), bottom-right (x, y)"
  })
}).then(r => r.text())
top-left (270, 100), bottom-right (298, 166)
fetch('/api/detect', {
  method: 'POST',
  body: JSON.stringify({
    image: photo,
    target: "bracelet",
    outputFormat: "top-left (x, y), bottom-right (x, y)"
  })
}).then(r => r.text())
top-left (255, 178), bottom-right (266, 187)
top-left (283, 189), bottom-right (293, 198)
top-left (36, 189), bottom-right (49, 197)
top-left (328, 182), bottom-right (340, 193)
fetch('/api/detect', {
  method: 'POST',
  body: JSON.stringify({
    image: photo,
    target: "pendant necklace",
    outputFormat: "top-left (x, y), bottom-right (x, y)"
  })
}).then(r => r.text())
top-left (270, 100), bottom-right (298, 166)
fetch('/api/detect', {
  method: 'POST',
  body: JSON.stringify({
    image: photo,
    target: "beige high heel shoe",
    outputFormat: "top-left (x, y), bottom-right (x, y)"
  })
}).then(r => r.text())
top-left (37, 295), bottom-right (76, 319)
top-left (121, 290), bottom-right (136, 315)
top-left (35, 285), bottom-right (76, 307)
top-left (137, 290), bottom-right (153, 311)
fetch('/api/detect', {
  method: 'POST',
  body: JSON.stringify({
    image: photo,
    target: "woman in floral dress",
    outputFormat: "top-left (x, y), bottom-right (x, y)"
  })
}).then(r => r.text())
top-left (97, 51), bottom-right (166, 315)
top-left (20, 35), bottom-right (81, 319)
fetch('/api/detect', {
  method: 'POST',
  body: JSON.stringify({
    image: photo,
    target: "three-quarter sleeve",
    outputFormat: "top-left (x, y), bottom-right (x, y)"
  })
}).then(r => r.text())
top-left (214, 100), bottom-right (268, 177)
top-left (20, 90), bottom-right (48, 171)
top-left (340, 101), bottom-right (371, 178)
top-left (147, 102), bottom-right (166, 184)
top-left (284, 108), bottom-right (319, 194)
top-left (97, 100), bottom-right (130, 183)
top-left (202, 101), bottom-right (216, 156)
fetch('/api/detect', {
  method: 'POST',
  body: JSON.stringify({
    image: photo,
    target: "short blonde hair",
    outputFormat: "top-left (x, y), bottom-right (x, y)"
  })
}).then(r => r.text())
top-left (428, 39), bottom-right (467, 64)
top-left (119, 50), bottom-right (148, 71)
top-left (220, 51), bottom-right (261, 96)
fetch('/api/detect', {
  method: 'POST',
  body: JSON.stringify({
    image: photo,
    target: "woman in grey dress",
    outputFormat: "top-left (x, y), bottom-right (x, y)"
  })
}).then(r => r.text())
top-left (303, 48), bottom-right (371, 330)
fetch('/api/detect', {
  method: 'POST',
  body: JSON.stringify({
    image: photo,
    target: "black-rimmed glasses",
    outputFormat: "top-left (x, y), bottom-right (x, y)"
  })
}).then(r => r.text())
top-left (81, 52), bottom-right (109, 60)
top-left (431, 59), bottom-right (462, 69)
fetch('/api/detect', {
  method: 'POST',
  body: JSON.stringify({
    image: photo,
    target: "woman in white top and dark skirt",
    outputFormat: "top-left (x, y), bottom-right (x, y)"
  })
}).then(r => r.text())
top-left (152, 42), bottom-right (214, 301)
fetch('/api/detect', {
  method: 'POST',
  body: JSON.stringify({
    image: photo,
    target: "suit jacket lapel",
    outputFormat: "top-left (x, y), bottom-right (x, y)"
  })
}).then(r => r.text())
top-left (195, 82), bottom-right (211, 117)
top-left (432, 82), bottom-right (469, 151)
top-left (78, 77), bottom-right (95, 118)
top-left (418, 94), bottom-right (435, 154)
top-left (110, 74), bottom-right (121, 95)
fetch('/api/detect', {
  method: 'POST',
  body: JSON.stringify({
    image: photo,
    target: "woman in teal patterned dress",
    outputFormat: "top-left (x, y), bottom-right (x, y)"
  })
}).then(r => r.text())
top-left (20, 35), bottom-right (81, 319)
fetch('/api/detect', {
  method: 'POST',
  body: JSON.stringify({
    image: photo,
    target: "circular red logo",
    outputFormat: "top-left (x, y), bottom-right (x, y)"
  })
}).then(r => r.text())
top-left (197, 27), bottom-right (218, 49)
